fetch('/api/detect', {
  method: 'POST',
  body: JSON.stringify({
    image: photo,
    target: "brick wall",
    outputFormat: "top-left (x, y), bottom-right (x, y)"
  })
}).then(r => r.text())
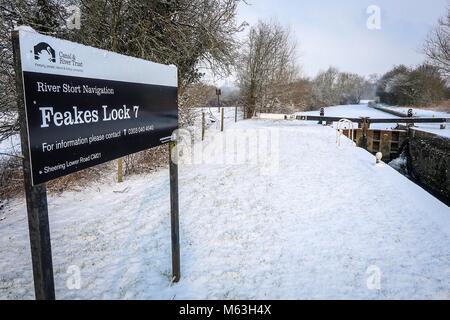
top-left (408, 129), bottom-right (450, 205)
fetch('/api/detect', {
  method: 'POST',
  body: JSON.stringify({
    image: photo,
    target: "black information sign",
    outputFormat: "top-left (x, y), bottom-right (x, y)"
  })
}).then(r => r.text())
top-left (19, 31), bottom-right (178, 185)
top-left (13, 30), bottom-right (181, 299)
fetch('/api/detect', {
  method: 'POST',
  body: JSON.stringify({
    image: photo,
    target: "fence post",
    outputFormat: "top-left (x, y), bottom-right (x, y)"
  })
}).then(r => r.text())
top-left (216, 88), bottom-right (221, 112)
top-left (221, 107), bottom-right (224, 132)
top-left (201, 111), bottom-right (205, 141)
top-left (12, 30), bottom-right (55, 300)
top-left (117, 158), bottom-right (123, 182)
top-left (169, 140), bottom-right (180, 282)
top-left (359, 117), bottom-right (369, 150)
top-left (318, 107), bottom-right (324, 124)
top-left (408, 108), bottom-right (414, 127)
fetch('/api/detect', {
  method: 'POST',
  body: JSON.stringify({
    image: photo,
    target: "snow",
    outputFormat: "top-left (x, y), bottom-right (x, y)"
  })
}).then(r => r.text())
top-left (0, 112), bottom-right (20, 160)
top-left (14, 25), bottom-right (37, 33)
top-left (0, 135), bottom-right (21, 160)
top-left (299, 104), bottom-right (450, 138)
top-left (1, 110), bottom-right (449, 300)
top-left (190, 107), bottom-right (244, 140)
top-left (359, 100), bottom-right (376, 104)
top-left (413, 126), bottom-right (450, 139)
top-left (299, 104), bottom-right (400, 130)
top-left (381, 105), bottom-right (449, 119)
top-left (374, 105), bottom-right (450, 138)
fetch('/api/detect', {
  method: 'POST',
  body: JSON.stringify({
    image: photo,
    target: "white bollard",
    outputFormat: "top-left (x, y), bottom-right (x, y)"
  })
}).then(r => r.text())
top-left (376, 152), bottom-right (383, 164)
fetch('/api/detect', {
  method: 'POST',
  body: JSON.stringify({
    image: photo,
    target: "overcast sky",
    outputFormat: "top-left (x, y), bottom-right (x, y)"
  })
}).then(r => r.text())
top-left (234, 0), bottom-right (449, 78)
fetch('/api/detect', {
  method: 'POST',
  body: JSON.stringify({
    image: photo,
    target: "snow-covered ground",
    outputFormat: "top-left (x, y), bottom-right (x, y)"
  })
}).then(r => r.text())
top-left (299, 104), bottom-right (399, 130)
top-left (190, 106), bottom-right (244, 140)
top-left (0, 135), bottom-right (21, 160)
top-left (379, 105), bottom-right (450, 138)
top-left (0, 112), bottom-right (20, 160)
top-left (1, 112), bottom-right (449, 300)
top-left (381, 105), bottom-right (449, 119)
top-left (300, 103), bottom-right (450, 138)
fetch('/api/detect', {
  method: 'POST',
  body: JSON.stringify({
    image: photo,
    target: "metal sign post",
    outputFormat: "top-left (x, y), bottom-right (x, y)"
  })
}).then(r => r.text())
top-left (169, 140), bottom-right (180, 282)
top-left (201, 111), bottom-right (205, 141)
top-left (12, 30), bottom-right (55, 300)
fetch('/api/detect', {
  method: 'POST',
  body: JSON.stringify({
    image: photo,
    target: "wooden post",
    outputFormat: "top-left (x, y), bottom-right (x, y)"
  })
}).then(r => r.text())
top-left (408, 108), bottom-right (414, 127)
top-left (359, 117), bottom-right (369, 150)
top-left (221, 107), bottom-right (224, 132)
top-left (201, 111), bottom-right (205, 141)
top-left (318, 107), bottom-right (324, 125)
top-left (216, 88), bottom-right (221, 112)
top-left (169, 140), bottom-right (180, 282)
top-left (117, 158), bottom-right (123, 182)
top-left (235, 106), bottom-right (238, 123)
top-left (12, 31), bottom-right (55, 300)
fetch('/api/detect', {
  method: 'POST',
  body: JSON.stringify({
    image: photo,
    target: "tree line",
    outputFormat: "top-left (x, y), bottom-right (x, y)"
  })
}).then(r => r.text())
top-left (0, 0), bottom-right (244, 197)
top-left (0, 0), bottom-right (244, 141)
top-left (377, 7), bottom-right (450, 107)
top-left (236, 21), bottom-right (378, 117)
top-left (0, 1), bottom-right (448, 197)
top-left (377, 64), bottom-right (449, 106)
top-left (2, 2), bottom-right (448, 140)
top-left (237, 7), bottom-right (449, 116)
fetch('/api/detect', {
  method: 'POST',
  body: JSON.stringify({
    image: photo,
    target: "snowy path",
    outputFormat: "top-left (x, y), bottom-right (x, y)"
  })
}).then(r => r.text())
top-left (1, 119), bottom-right (450, 299)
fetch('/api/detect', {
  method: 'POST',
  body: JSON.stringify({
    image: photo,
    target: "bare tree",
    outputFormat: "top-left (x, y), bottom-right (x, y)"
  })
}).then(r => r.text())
top-left (336, 72), bottom-right (365, 104)
top-left (361, 74), bottom-right (379, 100)
top-left (73, 0), bottom-right (244, 92)
top-left (237, 20), bottom-right (299, 118)
top-left (311, 67), bottom-right (366, 107)
top-left (179, 82), bottom-right (216, 127)
top-left (0, 0), bottom-right (244, 142)
top-left (424, 6), bottom-right (450, 78)
top-left (0, 0), bottom-right (245, 194)
top-left (311, 67), bottom-right (339, 107)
